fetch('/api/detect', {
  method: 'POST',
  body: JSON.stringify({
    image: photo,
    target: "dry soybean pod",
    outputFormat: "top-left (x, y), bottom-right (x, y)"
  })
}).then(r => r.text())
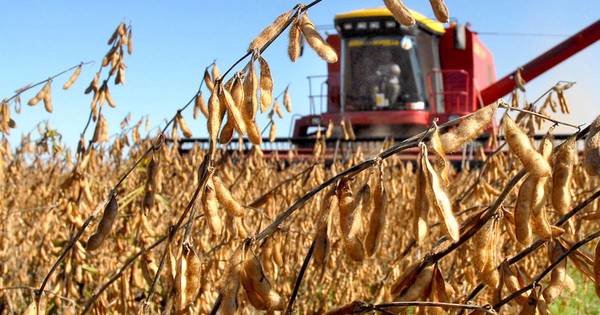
top-left (364, 166), bottom-right (387, 257)
top-left (473, 216), bottom-right (500, 288)
top-left (126, 27), bottom-right (133, 54)
top-left (552, 136), bottom-right (577, 229)
top-left (503, 116), bottom-right (551, 177)
top-left (87, 192), bottom-right (118, 251)
top-left (325, 120), bottom-right (334, 139)
top-left (206, 87), bottom-right (224, 145)
top-left (283, 85), bottom-right (292, 113)
top-left (269, 121), bottom-right (277, 143)
top-left (174, 247), bottom-right (189, 312)
top-left (213, 175), bottom-right (245, 216)
top-left (28, 81), bottom-right (50, 106)
top-left (337, 177), bottom-right (365, 262)
top-left (243, 60), bottom-right (258, 120)
top-left (193, 92), bottom-right (208, 119)
top-left (203, 68), bottom-right (214, 93)
top-left (530, 137), bottom-right (561, 239)
top-left (85, 72), bottom-right (100, 95)
top-left (420, 143), bottom-right (459, 241)
top-left (218, 85), bottom-right (247, 136)
top-left (220, 253), bottom-right (242, 315)
top-left (92, 114), bottom-right (109, 143)
top-left (414, 152), bottom-right (429, 243)
top-left (258, 56), bottom-right (274, 113)
top-left (439, 102), bottom-right (498, 152)
top-left (383, 0), bottom-right (415, 26)
top-left (514, 174), bottom-right (534, 244)
top-left (219, 119), bottom-right (235, 145)
top-left (272, 99), bottom-right (283, 119)
top-left (500, 262), bottom-right (528, 305)
top-left (63, 65), bottom-right (82, 90)
top-left (288, 16), bottom-right (302, 62)
top-left (397, 265), bottom-right (434, 301)
top-left (313, 188), bottom-right (336, 277)
top-left (519, 286), bottom-right (541, 315)
top-left (345, 118), bottom-right (356, 140)
top-left (237, 67), bottom-right (261, 145)
top-left (104, 85), bottom-right (116, 108)
top-left (202, 177), bottom-right (223, 236)
top-left (429, 0), bottom-right (449, 23)
top-left (429, 124), bottom-right (449, 186)
top-left (42, 81), bottom-right (53, 113)
top-left (176, 113), bottom-right (193, 138)
top-left (248, 9), bottom-right (293, 52)
top-left (584, 115), bottom-right (600, 176)
top-left (542, 241), bottom-right (567, 303)
top-left (240, 254), bottom-right (284, 310)
top-left (299, 13), bottom-right (338, 63)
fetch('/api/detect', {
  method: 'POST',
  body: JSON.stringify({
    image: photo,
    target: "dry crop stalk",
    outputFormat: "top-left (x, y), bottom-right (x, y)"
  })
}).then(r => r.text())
top-left (594, 240), bottom-right (600, 297)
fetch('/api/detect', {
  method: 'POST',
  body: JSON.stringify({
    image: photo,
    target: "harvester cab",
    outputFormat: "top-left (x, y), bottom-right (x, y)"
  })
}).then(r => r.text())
top-left (292, 7), bottom-right (497, 140)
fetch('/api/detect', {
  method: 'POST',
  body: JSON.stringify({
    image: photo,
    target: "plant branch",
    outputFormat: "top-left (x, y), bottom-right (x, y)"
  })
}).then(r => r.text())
top-left (499, 101), bottom-right (581, 129)
top-left (493, 229), bottom-right (600, 311)
top-left (3, 61), bottom-right (94, 104)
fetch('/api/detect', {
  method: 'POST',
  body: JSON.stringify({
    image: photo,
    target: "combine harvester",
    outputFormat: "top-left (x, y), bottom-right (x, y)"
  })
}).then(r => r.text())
top-left (181, 8), bottom-right (600, 161)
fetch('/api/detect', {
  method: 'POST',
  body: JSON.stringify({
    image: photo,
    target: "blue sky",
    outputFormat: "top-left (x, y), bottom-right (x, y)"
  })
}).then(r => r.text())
top-left (1, 1), bottom-right (599, 147)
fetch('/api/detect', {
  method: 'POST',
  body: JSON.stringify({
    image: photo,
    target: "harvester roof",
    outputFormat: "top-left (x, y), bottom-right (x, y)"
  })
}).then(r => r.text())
top-left (335, 7), bottom-right (445, 34)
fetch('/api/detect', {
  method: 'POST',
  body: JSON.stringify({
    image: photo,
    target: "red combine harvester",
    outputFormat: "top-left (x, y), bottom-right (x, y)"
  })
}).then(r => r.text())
top-left (180, 8), bottom-right (599, 160)
top-left (292, 8), bottom-right (599, 143)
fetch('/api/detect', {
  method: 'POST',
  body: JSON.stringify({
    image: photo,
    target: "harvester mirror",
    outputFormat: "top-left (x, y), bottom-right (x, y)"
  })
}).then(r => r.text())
top-left (454, 24), bottom-right (466, 50)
